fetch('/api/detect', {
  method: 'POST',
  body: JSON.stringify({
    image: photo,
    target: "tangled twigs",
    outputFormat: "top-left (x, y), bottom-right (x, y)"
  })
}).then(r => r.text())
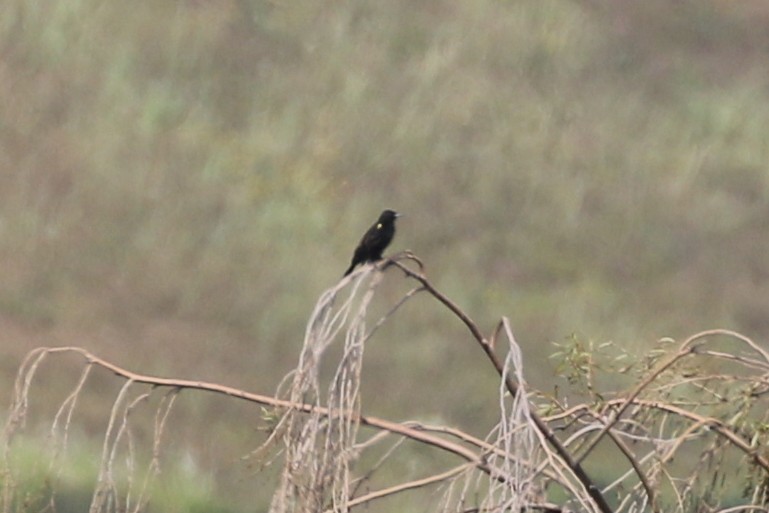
top-left (574, 329), bottom-right (769, 474)
top-left (574, 337), bottom-right (703, 465)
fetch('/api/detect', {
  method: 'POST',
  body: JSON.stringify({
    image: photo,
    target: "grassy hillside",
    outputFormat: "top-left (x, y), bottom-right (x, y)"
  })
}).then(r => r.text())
top-left (1, 0), bottom-right (768, 509)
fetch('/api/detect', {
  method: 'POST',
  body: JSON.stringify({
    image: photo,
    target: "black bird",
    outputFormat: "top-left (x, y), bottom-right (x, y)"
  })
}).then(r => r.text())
top-left (343, 209), bottom-right (400, 276)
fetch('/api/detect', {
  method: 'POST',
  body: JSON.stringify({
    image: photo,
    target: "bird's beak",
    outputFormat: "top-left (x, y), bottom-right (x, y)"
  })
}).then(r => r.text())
top-left (395, 212), bottom-right (403, 218)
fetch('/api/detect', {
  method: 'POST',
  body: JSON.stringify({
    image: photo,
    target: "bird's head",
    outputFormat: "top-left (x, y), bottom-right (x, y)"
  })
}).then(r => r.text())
top-left (379, 209), bottom-right (401, 223)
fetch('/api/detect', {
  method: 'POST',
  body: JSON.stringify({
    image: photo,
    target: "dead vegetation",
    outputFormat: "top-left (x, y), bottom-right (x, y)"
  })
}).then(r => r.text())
top-left (3, 254), bottom-right (769, 512)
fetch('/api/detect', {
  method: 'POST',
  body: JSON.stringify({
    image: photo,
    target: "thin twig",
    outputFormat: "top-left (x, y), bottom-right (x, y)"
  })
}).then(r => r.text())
top-left (326, 463), bottom-right (473, 512)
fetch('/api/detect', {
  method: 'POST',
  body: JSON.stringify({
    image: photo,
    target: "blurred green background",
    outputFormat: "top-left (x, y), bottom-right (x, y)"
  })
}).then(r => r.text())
top-left (2, 0), bottom-right (769, 510)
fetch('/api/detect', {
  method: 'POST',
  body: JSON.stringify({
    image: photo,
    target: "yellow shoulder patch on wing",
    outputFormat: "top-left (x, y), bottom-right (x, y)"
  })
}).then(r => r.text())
top-left (376, 223), bottom-right (382, 229)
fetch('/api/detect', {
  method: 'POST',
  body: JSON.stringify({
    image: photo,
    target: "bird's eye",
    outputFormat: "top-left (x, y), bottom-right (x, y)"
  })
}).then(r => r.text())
top-left (377, 223), bottom-right (382, 229)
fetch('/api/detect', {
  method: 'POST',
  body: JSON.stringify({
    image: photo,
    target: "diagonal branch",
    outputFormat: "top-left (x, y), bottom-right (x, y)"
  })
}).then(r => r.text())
top-left (387, 256), bottom-right (614, 513)
top-left (6, 346), bottom-right (493, 475)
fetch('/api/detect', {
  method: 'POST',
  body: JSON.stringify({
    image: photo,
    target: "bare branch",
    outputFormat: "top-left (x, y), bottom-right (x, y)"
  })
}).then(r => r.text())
top-left (389, 258), bottom-right (614, 513)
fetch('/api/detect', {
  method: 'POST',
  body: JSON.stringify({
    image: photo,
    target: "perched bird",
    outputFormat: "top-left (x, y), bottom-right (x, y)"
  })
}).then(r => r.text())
top-left (343, 209), bottom-right (401, 276)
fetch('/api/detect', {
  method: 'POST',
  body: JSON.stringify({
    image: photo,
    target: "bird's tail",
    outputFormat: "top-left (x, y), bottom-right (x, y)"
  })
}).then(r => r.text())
top-left (343, 263), bottom-right (355, 277)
